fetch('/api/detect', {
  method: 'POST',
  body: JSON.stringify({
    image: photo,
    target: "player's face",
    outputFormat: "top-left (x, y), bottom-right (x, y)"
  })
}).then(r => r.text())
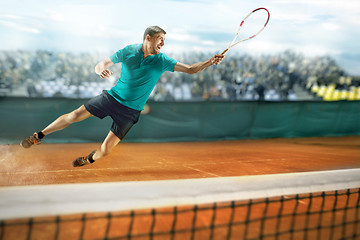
top-left (148, 33), bottom-right (165, 55)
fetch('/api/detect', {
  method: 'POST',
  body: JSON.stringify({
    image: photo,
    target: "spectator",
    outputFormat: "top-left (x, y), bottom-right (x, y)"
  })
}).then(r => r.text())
top-left (0, 49), bottom-right (356, 101)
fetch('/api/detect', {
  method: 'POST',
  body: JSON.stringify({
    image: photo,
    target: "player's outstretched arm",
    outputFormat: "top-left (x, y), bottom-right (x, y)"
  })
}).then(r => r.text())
top-left (95, 57), bottom-right (114, 79)
top-left (174, 54), bottom-right (224, 75)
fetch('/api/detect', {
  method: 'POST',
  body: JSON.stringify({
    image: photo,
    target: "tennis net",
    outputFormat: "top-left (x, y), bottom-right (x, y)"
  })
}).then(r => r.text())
top-left (0, 168), bottom-right (359, 240)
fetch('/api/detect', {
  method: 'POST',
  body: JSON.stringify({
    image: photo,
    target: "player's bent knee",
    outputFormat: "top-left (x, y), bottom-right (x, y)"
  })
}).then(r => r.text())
top-left (65, 111), bottom-right (79, 123)
top-left (67, 107), bottom-right (90, 123)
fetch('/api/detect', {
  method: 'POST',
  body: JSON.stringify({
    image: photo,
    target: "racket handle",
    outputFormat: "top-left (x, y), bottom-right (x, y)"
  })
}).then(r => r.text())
top-left (221, 49), bottom-right (229, 55)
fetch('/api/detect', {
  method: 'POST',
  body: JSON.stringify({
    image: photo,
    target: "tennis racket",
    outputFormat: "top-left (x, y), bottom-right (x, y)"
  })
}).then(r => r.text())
top-left (221, 8), bottom-right (270, 55)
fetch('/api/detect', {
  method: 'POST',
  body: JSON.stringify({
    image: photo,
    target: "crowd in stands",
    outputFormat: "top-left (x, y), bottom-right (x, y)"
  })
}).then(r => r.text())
top-left (0, 49), bottom-right (359, 101)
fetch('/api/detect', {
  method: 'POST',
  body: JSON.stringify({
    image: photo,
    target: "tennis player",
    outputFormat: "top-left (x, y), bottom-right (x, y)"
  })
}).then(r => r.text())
top-left (20, 26), bottom-right (224, 167)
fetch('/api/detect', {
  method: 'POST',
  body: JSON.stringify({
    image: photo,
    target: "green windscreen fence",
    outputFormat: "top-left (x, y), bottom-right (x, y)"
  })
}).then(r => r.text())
top-left (0, 98), bottom-right (359, 143)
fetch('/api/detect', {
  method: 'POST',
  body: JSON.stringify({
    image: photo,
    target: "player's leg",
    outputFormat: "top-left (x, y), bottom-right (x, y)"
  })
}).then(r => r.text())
top-left (42, 105), bottom-right (93, 136)
top-left (71, 91), bottom-right (141, 167)
top-left (94, 131), bottom-right (121, 160)
top-left (21, 105), bottom-right (93, 148)
top-left (72, 131), bottom-right (120, 167)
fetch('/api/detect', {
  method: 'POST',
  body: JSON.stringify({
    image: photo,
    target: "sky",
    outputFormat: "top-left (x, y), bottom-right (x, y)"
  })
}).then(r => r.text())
top-left (1, 0), bottom-right (360, 75)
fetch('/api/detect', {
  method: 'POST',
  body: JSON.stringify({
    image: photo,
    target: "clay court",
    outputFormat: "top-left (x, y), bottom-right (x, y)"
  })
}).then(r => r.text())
top-left (0, 136), bottom-right (359, 240)
top-left (1, 136), bottom-right (359, 186)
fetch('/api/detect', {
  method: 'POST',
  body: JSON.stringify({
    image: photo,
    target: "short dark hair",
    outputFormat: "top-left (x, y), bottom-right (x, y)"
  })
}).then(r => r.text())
top-left (143, 26), bottom-right (166, 41)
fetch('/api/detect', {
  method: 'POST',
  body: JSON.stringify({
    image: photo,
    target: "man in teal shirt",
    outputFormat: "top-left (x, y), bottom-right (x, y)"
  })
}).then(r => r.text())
top-left (21, 26), bottom-right (224, 167)
top-left (107, 43), bottom-right (178, 111)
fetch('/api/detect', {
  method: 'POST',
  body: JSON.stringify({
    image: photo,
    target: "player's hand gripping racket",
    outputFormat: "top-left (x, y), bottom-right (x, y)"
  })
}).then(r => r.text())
top-left (221, 8), bottom-right (270, 55)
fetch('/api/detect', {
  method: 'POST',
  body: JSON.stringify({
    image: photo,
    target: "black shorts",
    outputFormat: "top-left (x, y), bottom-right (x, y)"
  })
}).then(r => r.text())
top-left (84, 91), bottom-right (141, 140)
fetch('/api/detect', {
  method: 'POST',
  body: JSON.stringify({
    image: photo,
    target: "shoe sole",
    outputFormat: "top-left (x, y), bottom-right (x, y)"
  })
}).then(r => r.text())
top-left (20, 140), bottom-right (32, 148)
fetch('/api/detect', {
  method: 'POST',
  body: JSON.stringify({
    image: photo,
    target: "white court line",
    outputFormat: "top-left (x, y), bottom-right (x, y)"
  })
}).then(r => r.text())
top-left (184, 166), bottom-right (221, 177)
top-left (0, 168), bottom-right (359, 220)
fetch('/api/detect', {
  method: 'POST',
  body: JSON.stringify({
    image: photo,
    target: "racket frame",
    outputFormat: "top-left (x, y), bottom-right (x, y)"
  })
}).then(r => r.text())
top-left (221, 7), bottom-right (270, 55)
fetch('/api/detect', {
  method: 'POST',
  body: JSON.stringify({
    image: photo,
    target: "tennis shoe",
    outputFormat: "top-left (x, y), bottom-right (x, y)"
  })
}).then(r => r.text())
top-left (20, 132), bottom-right (42, 148)
top-left (72, 151), bottom-right (96, 167)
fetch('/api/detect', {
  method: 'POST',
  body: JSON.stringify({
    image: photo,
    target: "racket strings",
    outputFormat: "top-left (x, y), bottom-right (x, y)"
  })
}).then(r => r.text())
top-left (221, 8), bottom-right (270, 55)
top-left (232, 8), bottom-right (269, 45)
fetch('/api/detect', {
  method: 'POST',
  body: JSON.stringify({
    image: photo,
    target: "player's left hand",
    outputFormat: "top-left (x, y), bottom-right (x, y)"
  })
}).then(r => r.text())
top-left (211, 54), bottom-right (225, 65)
top-left (99, 69), bottom-right (113, 79)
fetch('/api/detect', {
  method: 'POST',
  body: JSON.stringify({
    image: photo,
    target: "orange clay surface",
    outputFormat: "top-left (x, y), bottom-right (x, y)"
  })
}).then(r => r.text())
top-left (0, 136), bottom-right (359, 187)
top-left (0, 136), bottom-right (359, 240)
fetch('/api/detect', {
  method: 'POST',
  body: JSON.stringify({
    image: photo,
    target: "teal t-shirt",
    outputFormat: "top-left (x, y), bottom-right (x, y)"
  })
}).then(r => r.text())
top-left (108, 44), bottom-right (177, 111)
